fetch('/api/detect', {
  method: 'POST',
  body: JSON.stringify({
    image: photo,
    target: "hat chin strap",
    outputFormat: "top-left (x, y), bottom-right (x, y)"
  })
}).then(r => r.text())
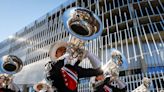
top-left (56, 53), bottom-right (78, 66)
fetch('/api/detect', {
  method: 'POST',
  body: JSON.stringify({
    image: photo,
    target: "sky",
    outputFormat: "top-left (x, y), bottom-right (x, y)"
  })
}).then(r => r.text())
top-left (0, 0), bottom-right (68, 42)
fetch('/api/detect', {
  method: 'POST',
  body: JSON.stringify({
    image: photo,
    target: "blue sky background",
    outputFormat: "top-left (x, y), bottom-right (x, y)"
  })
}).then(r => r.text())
top-left (0, 0), bottom-right (68, 42)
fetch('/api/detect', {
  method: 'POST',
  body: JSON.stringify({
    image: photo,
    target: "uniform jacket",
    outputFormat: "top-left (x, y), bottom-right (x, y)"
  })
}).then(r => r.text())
top-left (0, 88), bottom-right (15, 92)
top-left (45, 59), bottom-right (103, 92)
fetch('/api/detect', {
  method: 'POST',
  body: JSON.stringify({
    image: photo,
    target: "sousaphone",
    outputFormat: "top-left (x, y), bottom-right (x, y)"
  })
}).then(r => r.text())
top-left (1, 55), bottom-right (23, 75)
top-left (0, 55), bottom-right (23, 87)
top-left (63, 7), bottom-right (103, 59)
top-left (49, 7), bottom-right (103, 61)
top-left (102, 48), bottom-right (128, 77)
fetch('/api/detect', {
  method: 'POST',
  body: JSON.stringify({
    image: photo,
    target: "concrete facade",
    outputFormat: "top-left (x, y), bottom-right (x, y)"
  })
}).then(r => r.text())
top-left (0, 0), bottom-right (164, 91)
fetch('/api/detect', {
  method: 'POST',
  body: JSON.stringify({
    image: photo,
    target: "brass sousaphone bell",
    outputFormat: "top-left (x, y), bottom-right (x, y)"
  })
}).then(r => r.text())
top-left (62, 7), bottom-right (103, 41)
top-left (1, 55), bottom-right (23, 75)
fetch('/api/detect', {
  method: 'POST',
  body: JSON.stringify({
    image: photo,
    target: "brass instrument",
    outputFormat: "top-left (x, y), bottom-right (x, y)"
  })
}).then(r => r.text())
top-left (102, 48), bottom-right (128, 77)
top-left (0, 55), bottom-right (23, 87)
top-left (62, 7), bottom-right (103, 60)
top-left (49, 7), bottom-right (103, 62)
top-left (62, 7), bottom-right (103, 41)
top-left (0, 74), bottom-right (12, 87)
top-left (33, 82), bottom-right (50, 92)
top-left (1, 55), bottom-right (23, 75)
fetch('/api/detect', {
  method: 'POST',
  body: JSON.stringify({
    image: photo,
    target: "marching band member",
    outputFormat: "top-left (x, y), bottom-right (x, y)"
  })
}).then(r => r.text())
top-left (44, 41), bottom-right (103, 92)
top-left (0, 74), bottom-right (20, 92)
top-left (92, 48), bottom-right (127, 92)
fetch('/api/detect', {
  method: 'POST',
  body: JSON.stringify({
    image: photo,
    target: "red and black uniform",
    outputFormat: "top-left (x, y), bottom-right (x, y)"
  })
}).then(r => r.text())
top-left (94, 77), bottom-right (127, 92)
top-left (0, 88), bottom-right (15, 92)
top-left (45, 59), bottom-right (103, 92)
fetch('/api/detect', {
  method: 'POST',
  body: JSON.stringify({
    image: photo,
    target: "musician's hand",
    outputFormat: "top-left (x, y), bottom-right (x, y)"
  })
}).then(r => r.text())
top-left (77, 49), bottom-right (87, 61)
top-left (95, 75), bottom-right (104, 81)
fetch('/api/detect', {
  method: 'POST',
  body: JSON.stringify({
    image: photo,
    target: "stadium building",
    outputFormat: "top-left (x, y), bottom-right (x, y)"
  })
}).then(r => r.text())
top-left (0, 0), bottom-right (164, 91)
